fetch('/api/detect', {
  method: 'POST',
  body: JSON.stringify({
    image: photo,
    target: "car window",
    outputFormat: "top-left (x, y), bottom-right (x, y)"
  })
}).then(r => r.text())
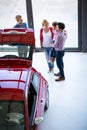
top-left (31, 73), bottom-right (40, 92)
top-left (0, 43), bottom-right (31, 59)
top-left (27, 73), bottom-right (39, 123)
top-left (0, 100), bottom-right (25, 130)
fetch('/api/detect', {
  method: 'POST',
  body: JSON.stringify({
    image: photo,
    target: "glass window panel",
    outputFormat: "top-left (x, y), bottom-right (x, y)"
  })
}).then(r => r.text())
top-left (32, 0), bottom-right (78, 48)
top-left (0, 0), bottom-right (28, 28)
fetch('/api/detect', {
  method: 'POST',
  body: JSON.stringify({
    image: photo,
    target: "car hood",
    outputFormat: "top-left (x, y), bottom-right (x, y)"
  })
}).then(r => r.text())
top-left (0, 59), bottom-right (31, 90)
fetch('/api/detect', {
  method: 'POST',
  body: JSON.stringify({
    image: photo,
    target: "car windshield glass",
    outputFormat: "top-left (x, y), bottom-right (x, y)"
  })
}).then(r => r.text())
top-left (0, 43), bottom-right (31, 59)
top-left (0, 100), bottom-right (25, 130)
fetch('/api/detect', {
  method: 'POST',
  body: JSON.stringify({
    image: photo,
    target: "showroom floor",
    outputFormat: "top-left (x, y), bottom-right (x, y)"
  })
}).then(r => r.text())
top-left (33, 52), bottom-right (87, 130)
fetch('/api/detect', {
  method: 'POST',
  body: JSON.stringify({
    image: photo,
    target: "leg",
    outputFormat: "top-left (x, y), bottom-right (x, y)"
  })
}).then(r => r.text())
top-left (18, 46), bottom-right (22, 57)
top-left (23, 46), bottom-right (28, 57)
top-left (44, 47), bottom-right (54, 71)
top-left (55, 50), bottom-right (65, 78)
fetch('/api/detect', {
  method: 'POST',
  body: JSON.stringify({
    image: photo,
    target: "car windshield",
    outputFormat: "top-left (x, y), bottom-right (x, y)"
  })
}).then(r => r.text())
top-left (0, 100), bottom-right (25, 130)
top-left (0, 43), bottom-right (32, 60)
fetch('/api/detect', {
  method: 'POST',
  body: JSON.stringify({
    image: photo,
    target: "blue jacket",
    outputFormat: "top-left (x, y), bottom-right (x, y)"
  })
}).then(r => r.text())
top-left (13, 23), bottom-right (27, 28)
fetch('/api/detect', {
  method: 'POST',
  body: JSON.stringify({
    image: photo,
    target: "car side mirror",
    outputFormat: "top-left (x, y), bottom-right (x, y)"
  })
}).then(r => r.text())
top-left (34, 117), bottom-right (43, 125)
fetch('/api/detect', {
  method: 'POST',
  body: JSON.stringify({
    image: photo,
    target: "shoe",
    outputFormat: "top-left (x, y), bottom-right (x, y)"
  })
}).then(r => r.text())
top-left (55, 77), bottom-right (65, 81)
top-left (54, 72), bottom-right (60, 76)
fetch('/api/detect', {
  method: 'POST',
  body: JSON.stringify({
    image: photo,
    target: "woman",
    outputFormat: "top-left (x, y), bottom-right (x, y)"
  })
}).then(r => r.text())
top-left (40, 19), bottom-right (54, 72)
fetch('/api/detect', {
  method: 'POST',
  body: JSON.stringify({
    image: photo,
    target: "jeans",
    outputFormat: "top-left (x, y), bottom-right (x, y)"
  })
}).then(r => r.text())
top-left (50, 48), bottom-right (55, 58)
top-left (44, 47), bottom-right (54, 69)
top-left (18, 45), bottom-right (28, 57)
top-left (55, 50), bottom-right (65, 78)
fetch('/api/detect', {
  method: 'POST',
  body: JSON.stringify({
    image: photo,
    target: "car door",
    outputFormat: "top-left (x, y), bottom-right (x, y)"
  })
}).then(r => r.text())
top-left (32, 71), bottom-right (47, 125)
top-left (27, 70), bottom-right (40, 126)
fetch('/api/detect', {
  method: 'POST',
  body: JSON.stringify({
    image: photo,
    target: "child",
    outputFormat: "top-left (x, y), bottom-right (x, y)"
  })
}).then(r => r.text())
top-left (49, 22), bottom-right (58, 63)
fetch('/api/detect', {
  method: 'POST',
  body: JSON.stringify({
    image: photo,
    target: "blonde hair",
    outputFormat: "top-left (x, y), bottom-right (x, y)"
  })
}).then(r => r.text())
top-left (42, 19), bottom-right (49, 27)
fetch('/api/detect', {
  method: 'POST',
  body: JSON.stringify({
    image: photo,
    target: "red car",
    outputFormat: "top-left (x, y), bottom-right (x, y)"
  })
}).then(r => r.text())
top-left (0, 28), bottom-right (49, 130)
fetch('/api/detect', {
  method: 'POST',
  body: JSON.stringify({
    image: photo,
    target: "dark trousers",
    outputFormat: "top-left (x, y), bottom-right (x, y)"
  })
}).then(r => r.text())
top-left (55, 50), bottom-right (65, 78)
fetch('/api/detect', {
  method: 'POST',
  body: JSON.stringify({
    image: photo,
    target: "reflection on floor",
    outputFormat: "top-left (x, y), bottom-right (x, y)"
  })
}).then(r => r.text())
top-left (33, 52), bottom-right (87, 130)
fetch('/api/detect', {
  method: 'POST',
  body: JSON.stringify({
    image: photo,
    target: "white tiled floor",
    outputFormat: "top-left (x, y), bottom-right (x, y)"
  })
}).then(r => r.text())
top-left (33, 52), bottom-right (87, 130)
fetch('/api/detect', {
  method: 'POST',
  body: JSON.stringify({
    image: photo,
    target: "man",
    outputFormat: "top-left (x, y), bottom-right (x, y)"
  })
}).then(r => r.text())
top-left (13, 15), bottom-right (28, 58)
top-left (13, 15), bottom-right (27, 28)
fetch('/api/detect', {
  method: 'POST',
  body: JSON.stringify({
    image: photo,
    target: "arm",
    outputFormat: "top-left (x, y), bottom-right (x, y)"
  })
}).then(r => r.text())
top-left (49, 27), bottom-right (54, 39)
top-left (40, 28), bottom-right (43, 48)
top-left (13, 24), bottom-right (18, 28)
top-left (50, 34), bottom-right (63, 49)
top-left (64, 30), bottom-right (68, 38)
top-left (54, 35), bottom-right (63, 47)
top-left (23, 23), bottom-right (28, 28)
